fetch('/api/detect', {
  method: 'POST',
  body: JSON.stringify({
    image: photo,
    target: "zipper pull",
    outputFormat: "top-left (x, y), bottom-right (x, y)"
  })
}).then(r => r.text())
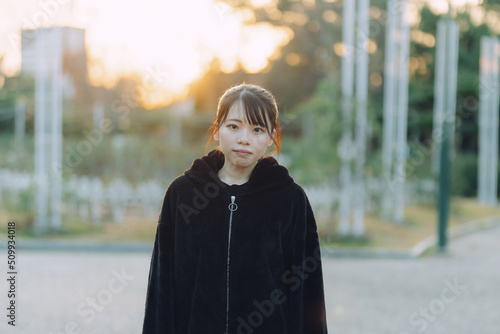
top-left (228, 195), bottom-right (238, 212)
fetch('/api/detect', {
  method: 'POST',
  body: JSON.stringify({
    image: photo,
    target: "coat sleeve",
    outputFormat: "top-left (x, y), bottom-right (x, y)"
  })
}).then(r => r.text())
top-left (282, 187), bottom-right (328, 334)
top-left (142, 183), bottom-right (177, 334)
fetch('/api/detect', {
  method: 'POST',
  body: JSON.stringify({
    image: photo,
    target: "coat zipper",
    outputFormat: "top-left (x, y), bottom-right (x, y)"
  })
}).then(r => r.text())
top-left (225, 195), bottom-right (238, 334)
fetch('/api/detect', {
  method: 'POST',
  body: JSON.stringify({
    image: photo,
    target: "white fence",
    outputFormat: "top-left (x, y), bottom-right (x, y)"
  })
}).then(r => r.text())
top-left (0, 169), bottom-right (165, 224)
top-left (0, 169), bottom-right (436, 225)
top-left (303, 177), bottom-right (436, 220)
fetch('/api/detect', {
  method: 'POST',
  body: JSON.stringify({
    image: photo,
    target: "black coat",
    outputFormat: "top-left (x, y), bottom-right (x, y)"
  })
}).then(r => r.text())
top-left (142, 149), bottom-right (328, 333)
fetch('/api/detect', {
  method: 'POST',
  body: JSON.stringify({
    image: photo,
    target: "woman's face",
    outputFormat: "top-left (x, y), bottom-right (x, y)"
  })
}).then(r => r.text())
top-left (214, 102), bottom-right (274, 170)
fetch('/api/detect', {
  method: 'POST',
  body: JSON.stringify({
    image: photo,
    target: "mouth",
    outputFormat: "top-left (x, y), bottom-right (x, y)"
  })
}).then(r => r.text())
top-left (233, 149), bottom-right (251, 156)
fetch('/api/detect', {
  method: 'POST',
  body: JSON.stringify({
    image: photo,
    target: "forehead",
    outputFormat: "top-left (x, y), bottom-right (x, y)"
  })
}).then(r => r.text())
top-left (227, 102), bottom-right (245, 119)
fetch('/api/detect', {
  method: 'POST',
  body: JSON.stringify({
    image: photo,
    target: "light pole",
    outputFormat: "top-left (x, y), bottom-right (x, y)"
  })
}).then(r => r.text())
top-left (436, 2), bottom-right (459, 252)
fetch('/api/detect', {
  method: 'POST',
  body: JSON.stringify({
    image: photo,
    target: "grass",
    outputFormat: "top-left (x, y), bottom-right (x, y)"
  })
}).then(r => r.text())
top-left (316, 197), bottom-right (500, 249)
top-left (0, 206), bottom-right (158, 243)
top-left (1, 197), bottom-right (500, 250)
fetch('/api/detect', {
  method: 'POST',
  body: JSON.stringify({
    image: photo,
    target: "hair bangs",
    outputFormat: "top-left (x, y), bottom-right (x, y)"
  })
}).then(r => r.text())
top-left (239, 93), bottom-right (271, 133)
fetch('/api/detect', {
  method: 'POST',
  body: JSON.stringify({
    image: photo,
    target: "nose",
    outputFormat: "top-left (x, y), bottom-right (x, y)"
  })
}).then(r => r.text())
top-left (238, 130), bottom-right (249, 144)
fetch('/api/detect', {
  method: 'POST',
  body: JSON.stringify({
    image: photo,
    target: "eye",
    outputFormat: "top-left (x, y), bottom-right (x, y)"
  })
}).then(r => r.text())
top-left (227, 124), bottom-right (238, 130)
top-left (254, 127), bottom-right (266, 133)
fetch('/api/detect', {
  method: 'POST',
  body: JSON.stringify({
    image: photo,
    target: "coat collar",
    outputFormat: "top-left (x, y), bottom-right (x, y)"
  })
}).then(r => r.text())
top-left (184, 149), bottom-right (294, 196)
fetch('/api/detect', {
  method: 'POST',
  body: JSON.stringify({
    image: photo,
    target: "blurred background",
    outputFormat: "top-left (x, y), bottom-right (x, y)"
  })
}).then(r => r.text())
top-left (2, 1), bottom-right (500, 333)
top-left (1, 0), bottom-right (500, 251)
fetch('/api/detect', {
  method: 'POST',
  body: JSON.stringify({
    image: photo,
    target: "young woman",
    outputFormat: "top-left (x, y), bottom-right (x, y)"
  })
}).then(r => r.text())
top-left (142, 84), bottom-right (328, 334)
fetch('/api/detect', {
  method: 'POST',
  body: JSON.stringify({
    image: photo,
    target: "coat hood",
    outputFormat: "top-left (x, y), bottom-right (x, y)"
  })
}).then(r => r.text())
top-left (184, 149), bottom-right (294, 196)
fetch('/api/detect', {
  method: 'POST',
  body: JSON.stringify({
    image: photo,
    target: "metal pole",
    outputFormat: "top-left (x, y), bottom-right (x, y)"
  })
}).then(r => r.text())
top-left (338, 0), bottom-right (356, 236)
top-left (352, 0), bottom-right (370, 237)
top-left (433, 20), bottom-right (446, 174)
top-left (478, 37), bottom-right (490, 205)
top-left (394, 0), bottom-right (410, 224)
top-left (489, 38), bottom-right (499, 206)
top-left (481, 37), bottom-right (500, 206)
top-left (381, 0), bottom-right (398, 219)
top-left (50, 27), bottom-right (63, 230)
top-left (437, 4), bottom-right (459, 251)
top-left (446, 20), bottom-right (459, 161)
top-left (437, 25), bottom-right (451, 252)
top-left (437, 116), bottom-right (450, 251)
top-left (34, 28), bottom-right (48, 233)
top-left (485, 39), bottom-right (494, 205)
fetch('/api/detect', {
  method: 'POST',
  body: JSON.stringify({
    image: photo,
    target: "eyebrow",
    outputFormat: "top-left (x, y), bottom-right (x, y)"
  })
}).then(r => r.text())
top-left (225, 118), bottom-right (266, 127)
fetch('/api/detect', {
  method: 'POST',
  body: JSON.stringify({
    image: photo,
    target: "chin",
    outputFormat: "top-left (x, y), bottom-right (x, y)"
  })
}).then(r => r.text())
top-left (231, 157), bottom-right (256, 167)
top-left (233, 158), bottom-right (253, 166)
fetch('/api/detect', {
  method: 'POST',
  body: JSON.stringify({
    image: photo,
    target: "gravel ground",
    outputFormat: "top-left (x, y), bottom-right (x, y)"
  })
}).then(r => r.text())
top-left (1, 225), bottom-right (499, 334)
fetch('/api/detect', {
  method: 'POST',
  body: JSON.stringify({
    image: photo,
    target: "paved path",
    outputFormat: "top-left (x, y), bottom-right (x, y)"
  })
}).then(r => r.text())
top-left (324, 225), bottom-right (500, 334)
top-left (2, 225), bottom-right (500, 334)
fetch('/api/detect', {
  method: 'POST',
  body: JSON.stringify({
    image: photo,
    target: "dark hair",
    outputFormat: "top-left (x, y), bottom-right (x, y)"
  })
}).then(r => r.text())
top-left (206, 83), bottom-right (282, 156)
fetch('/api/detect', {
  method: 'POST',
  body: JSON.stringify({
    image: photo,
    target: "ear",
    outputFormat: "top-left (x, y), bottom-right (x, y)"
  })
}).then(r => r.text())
top-left (213, 129), bottom-right (220, 142)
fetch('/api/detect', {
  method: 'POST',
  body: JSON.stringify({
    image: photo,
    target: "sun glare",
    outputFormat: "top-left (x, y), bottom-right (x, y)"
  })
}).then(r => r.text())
top-left (248, 0), bottom-right (279, 8)
top-left (75, 0), bottom-right (294, 107)
top-left (0, 0), bottom-right (292, 107)
top-left (426, 0), bottom-right (484, 14)
top-left (5, 0), bottom-right (489, 108)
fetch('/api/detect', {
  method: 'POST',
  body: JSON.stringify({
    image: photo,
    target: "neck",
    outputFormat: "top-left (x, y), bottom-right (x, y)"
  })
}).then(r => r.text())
top-left (217, 161), bottom-right (256, 185)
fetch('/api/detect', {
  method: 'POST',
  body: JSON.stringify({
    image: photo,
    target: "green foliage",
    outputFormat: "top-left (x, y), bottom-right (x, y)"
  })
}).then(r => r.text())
top-left (0, 134), bottom-right (34, 171)
top-left (1, 185), bottom-right (34, 213)
top-left (283, 79), bottom-right (350, 183)
top-left (0, 129), bottom-right (203, 186)
top-left (283, 71), bottom-right (384, 184)
top-left (450, 153), bottom-right (478, 197)
top-left (449, 151), bottom-right (500, 199)
top-left (483, 0), bottom-right (500, 6)
top-left (55, 134), bottom-right (203, 184)
top-left (0, 74), bottom-right (35, 133)
top-left (282, 78), bottom-right (345, 183)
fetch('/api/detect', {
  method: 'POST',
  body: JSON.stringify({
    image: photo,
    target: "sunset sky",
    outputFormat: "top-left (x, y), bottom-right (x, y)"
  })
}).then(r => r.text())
top-left (0, 0), bottom-right (491, 106)
top-left (0, 0), bottom-right (292, 105)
